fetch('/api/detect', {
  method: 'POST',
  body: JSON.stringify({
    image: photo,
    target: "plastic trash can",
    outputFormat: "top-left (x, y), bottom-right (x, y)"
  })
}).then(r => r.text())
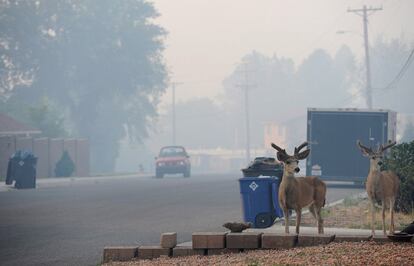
top-left (239, 176), bottom-right (283, 228)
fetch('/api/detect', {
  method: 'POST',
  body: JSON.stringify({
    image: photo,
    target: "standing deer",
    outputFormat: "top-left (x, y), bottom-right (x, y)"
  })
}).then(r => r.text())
top-left (271, 142), bottom-right (326, 234)
top-left (357, 140), bottom-right (399, 236)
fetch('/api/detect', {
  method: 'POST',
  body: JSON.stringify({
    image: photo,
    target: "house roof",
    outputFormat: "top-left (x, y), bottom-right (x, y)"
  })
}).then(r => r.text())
top-left (0, 113), bottom-right (41, 135)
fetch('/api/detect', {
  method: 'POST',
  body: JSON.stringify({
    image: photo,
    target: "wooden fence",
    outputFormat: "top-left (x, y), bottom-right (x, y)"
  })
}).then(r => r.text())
top-left (0, 136), bottom-right (89, 179)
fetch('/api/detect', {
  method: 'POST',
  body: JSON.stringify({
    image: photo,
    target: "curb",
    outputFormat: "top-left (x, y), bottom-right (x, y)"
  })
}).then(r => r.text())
top-left (102, 229), bottom-right (382, 263)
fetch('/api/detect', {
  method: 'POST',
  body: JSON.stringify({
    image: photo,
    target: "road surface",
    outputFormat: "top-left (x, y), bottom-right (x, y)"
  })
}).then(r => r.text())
top-left (0, 173), bottom-right (363, 266)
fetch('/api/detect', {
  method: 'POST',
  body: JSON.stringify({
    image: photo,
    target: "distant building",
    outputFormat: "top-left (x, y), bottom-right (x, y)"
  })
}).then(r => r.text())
top-left (0, 113), bottom-right (41, 137)
top-left (264, 122), bottom-right (287, 151)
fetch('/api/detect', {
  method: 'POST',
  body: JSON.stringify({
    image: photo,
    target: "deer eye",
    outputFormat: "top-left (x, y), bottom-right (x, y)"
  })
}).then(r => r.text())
top-left (372, 156), bottom-right (376, 159)
top-left (286, 161), bottom-right (291, 165)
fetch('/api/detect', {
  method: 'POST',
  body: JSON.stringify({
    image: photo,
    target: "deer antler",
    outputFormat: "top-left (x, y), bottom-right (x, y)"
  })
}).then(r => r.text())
top-left (271, 143), bottom-right (289, 162)
top-left (380, 140), bottom-right (396, 152)
top-left (294, 141), bottom-right (308, 155)
top-left (357, 140), bottom-right (373, 155)
top-left (271, 143), bottom-right (285, 153)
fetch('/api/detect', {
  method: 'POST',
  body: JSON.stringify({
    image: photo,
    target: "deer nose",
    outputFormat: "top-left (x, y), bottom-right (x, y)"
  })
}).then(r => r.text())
top-left (294, 167), bottom-right (300, 173)
top-left (378, 161), bottom-right (383, 166)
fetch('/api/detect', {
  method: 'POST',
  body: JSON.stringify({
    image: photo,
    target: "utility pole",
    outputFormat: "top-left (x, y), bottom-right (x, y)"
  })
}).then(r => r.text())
top-left (348, 5), bottom-right (382, 109)
top-left (170, 82), bottom-right (182, 145)
top-left (237, 61), bottom-right (255, 163)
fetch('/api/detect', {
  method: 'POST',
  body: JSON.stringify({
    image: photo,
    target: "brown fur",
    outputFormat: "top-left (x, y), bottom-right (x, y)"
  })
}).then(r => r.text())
top-left (357, 140), bottom-right (399, 236)
top-left (272, 142), bottom-right (327, 234)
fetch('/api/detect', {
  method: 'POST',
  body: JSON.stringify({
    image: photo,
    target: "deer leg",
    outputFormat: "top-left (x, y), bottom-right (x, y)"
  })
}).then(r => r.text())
top-left (309, 204), bottom-right (317, 220)
top-left (295, 208), bottom-right (301, 234)
top-left (370, 200), bottom-right (376, 236)
top-left (309, 204), bottom-right (319, 231)
top-left (316, 207), bottom-right (324, 234)
top-left (389, 198), bottom-right (395, 234)
top-left (283, 208), bottom-right (289, 234)
top-left (381, 201), bottom-right (386, 236)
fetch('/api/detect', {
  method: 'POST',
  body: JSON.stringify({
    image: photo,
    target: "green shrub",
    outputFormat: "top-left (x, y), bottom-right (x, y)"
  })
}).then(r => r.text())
top-left (383, 141), bottom-right (414, 213)
top-left (55, 151), bottom-right (75, 177)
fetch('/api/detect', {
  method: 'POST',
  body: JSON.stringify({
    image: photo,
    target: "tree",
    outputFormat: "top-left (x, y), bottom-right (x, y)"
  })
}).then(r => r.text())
top-left (55, 150), bottom-right (75, 177)
top-left (370, 38), bottom-right (414, 112)
top-left (153, 98), bottom-right (232, 148)
top-left (0, 0), bottom-right (167, 172)
top-left (0, 97), bottom-right (67, 138)
top-left (222, 51), bottom-right (296, 148)
top-left (221, 48), bottom-right (356, 149)
top-left (383, 141), bottom-right (414, 214)
top-left (295, 48), bottom-right (355, 108)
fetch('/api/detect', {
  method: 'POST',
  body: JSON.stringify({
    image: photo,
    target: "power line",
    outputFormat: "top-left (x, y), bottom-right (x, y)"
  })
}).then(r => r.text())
top-left (378, 48), bottom-right (414, 91)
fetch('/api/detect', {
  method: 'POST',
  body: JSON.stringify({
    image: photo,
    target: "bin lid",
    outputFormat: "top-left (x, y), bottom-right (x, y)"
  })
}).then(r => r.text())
top-left (11, 150), bottom-right (38, 160)
top-left (239, 176), bottom-right (280, 181)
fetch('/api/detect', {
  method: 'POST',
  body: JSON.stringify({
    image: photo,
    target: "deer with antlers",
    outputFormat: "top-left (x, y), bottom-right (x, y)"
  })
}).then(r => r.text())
top-left (271, 142), bottom-right (326, 234)
top-left (357, 140), bottom-right (399, 236)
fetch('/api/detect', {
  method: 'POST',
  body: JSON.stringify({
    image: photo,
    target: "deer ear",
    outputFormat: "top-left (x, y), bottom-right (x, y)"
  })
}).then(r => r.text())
top-left (277, 152), bottom-right (289, 162)
top-left (296, 149), bottom-right (310, 160)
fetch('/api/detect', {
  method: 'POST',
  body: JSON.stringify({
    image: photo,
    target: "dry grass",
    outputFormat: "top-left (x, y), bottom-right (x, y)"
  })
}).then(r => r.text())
top-left (299, 197), bottom-right (414, 231)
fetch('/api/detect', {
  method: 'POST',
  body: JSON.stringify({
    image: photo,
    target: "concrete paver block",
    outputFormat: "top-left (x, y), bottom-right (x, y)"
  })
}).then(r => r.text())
top-left (226, 232), bottom-right (262, 249)
top-left (243, 232), bottom-right (262, 249)
top-left (261, 233), bottom-right (297, 249)
top-left (192, 232), bottom-right (226, 249)
top-left (334, 234), bottom-right (372, 242)
top-left (103, 246), bottom-right (138, 263)
top-left (173, 246), bottom-right (205, 257)
top-left (372, 235), bottom-right (390, 243)
top-left (138, 246), bottom-right (171, 260)
top-left (207, 248), bottom-right (241, 255)
top-left (161, 232), bottom-right (177, 248)
top-left (192, 233), bottom-right (208, 249)
top-left (207, 232), bottom-right (227, 249)
top-left (297, 233), bottom-right (335, 247)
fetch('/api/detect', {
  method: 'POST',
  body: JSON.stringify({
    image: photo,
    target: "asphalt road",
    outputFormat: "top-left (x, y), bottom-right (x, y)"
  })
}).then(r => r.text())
top-left (0, 173), bottom-right (363, 266)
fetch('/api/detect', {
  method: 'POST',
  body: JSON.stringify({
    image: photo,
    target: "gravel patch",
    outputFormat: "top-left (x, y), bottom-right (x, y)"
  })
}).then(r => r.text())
top-left (103, 241), bottom-right (414, 266)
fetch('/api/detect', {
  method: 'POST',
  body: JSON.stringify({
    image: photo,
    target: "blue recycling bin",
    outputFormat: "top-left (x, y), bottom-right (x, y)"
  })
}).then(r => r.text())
top-left (239, 176), bottom-right (283, 228)
top-left (5, 150), bottom-right (37, 189)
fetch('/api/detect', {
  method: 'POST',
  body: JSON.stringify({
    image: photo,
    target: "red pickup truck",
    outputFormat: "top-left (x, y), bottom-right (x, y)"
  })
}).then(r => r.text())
top-left (155, 146), bottom-right (191, 178)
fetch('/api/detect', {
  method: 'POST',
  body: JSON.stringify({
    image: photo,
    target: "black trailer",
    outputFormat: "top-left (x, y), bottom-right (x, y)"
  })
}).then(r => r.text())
top-left (306, 108), bottom-right (396, 183)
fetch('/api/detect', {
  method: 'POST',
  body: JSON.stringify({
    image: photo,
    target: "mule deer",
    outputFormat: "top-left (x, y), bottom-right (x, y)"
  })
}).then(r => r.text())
top-left (357, 140), bottom-right (399, 236)
top-left (271, 142), bottom-right (326, 234)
